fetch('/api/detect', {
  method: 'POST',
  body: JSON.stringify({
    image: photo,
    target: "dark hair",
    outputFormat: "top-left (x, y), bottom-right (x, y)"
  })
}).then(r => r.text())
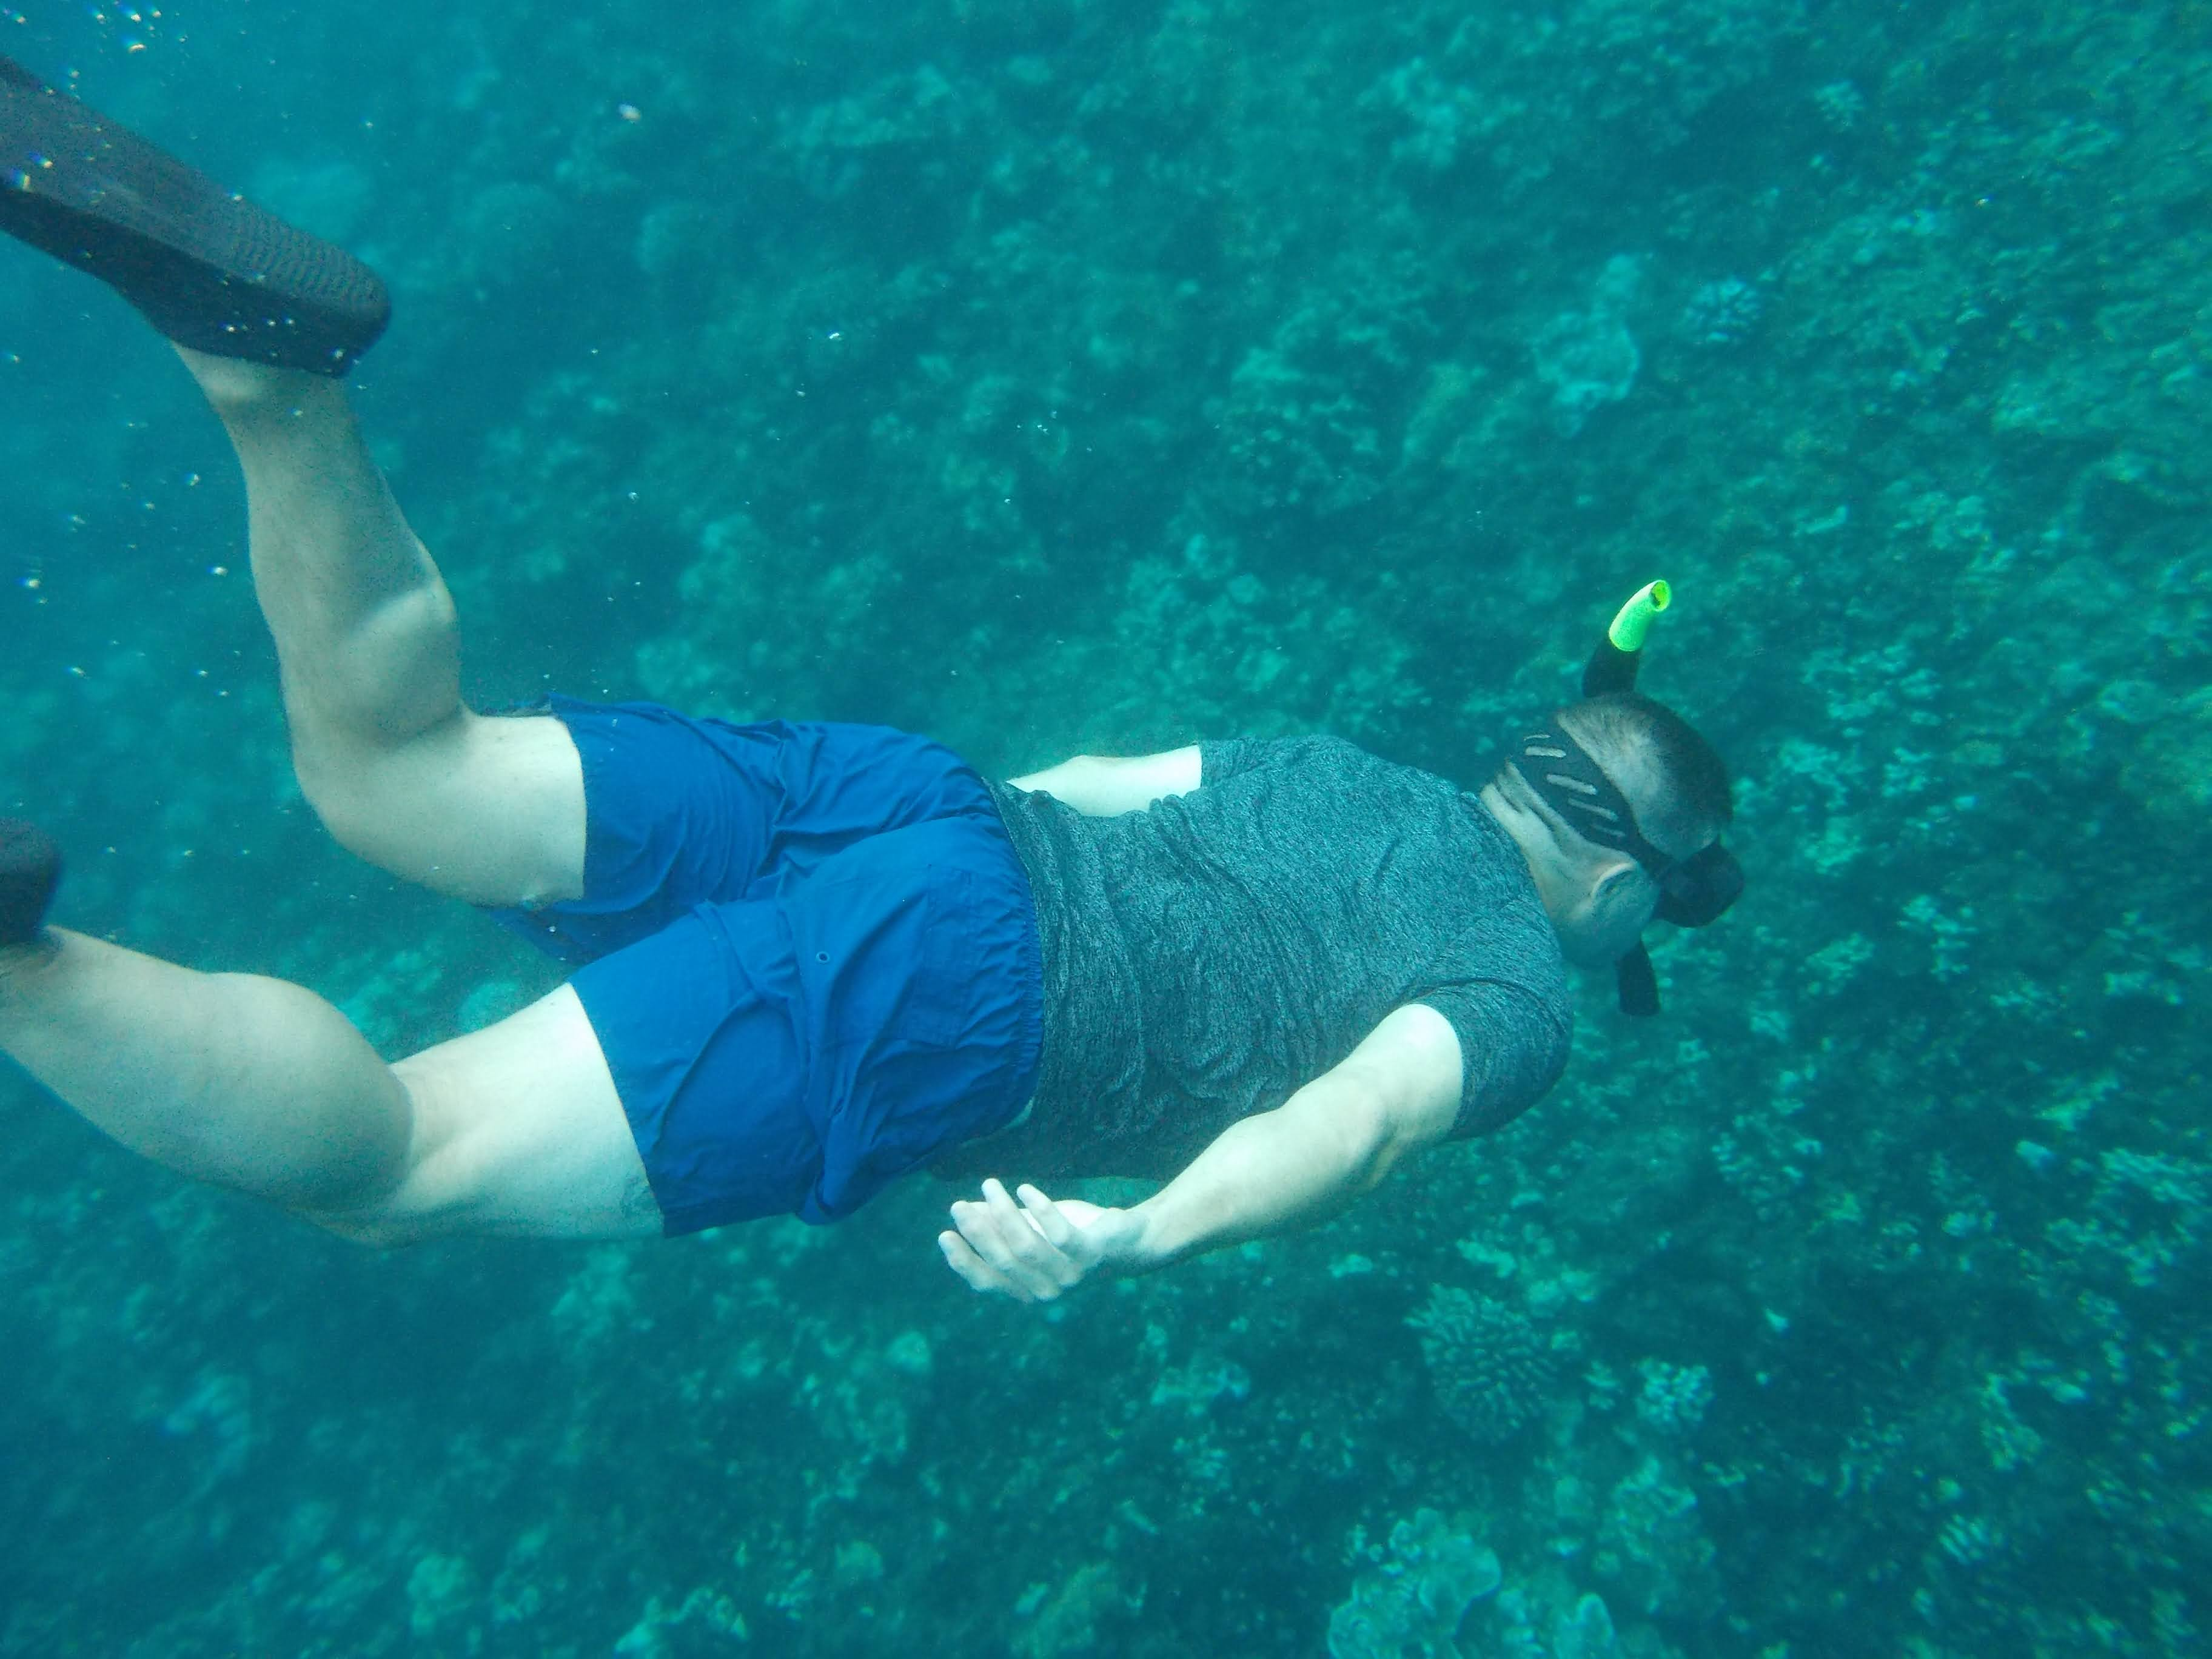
top-left (1558, 691), bottom-right (1732, 856)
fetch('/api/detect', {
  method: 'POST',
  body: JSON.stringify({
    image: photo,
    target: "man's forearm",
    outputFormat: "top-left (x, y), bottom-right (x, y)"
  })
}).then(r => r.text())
top-left (940, 1007), bottom-right (1464, 1304)
top-left (1121, 1074), bottom-right (1399, 1270)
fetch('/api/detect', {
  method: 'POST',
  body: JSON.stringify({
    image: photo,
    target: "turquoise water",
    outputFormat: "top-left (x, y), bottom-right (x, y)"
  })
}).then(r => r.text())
top-left (3, 0), bottom-right (2208, 1653)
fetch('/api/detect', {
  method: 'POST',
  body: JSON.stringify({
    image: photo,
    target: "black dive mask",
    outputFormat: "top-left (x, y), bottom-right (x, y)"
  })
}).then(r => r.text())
top-left (1511, 728), bottom-right (1744, 927)
top-left (1510, 584), bottom-right (1743, 1016)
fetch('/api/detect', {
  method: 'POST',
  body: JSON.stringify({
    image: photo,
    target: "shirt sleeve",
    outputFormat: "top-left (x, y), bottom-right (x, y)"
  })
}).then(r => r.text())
top-left (1198, 737), bottom-right (1272, 788)
top-left (1415, 980), bottom-right (1572, 1138)
top-left (1201, 734), bottom-right (1361, 788)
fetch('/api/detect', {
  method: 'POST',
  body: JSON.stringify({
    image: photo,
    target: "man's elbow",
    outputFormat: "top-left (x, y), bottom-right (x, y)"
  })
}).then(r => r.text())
top-left (1326, 1084), bottom-right (1422, 1193)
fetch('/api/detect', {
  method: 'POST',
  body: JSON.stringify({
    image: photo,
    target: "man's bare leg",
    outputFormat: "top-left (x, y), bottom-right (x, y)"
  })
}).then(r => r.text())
top-left (0, 343), bottom-right (630, 1245)
top-left (0, 806), bottom-right (650, 1240)
top-left (0, 67), bottom-right (655, 1244)
top-left (176, 347), bottom-right (587, 908)
top-left (0, 929), bottom-right (410, 1215)
top-left (0, 361), bottom-right (655, 1241)
top-left (0, 927), bottom-right (654, 1241)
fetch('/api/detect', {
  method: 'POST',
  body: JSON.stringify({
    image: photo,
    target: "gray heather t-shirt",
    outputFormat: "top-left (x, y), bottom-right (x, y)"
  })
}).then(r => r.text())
top-left (942, 735), bottom-right (1573, 1182)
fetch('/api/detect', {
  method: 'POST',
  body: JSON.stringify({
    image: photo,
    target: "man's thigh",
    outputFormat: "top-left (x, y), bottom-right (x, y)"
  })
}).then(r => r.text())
top-left (303, 708), bottom-right (587, 911)
top-left (318, 984), bottom-right (658, 1245)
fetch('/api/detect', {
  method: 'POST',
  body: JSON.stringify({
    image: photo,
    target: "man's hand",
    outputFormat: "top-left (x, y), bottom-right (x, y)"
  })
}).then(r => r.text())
top-left (939, 1178), bottom-right (1147, 1302)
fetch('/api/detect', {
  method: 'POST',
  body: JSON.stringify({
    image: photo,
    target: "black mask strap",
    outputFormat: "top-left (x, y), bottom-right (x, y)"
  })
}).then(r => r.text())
top-left (1514, 727), bottom-right (1672, 873)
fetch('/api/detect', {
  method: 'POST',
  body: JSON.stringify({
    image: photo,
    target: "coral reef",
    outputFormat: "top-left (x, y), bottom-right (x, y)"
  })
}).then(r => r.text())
top-left (1, 0), bottom-right (2209, 1652)
top-left (1409, 1285), bottom-right (1561, 1444)
top-left (1329, 1509), bottom-right (1501, 1659)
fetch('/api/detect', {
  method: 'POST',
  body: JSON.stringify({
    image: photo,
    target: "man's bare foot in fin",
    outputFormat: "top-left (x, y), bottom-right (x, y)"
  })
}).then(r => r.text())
top-left (0, 53), bottom-right (388, 374)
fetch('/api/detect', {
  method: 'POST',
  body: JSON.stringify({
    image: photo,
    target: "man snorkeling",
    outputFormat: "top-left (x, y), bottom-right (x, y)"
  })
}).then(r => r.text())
top-left (0, 61), bottom-right (1740, 1299)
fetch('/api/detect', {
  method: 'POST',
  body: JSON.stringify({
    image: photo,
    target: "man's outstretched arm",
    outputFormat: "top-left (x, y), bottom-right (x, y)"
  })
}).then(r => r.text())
top-left (940, 1004), bottom-right (1466, 1302)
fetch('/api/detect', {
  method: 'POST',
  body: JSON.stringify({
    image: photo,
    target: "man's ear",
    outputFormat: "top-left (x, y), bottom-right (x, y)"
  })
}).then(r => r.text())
top-left (1592, 861), bottom-right (1647, 910)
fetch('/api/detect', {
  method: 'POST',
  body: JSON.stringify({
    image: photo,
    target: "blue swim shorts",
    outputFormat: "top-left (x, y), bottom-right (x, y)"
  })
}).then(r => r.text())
top-left (487, 697), bottom-right (1042, 1235)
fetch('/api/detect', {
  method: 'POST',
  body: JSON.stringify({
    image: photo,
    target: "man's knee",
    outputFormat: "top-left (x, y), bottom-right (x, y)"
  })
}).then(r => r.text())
top-left (291, 1069), bottom-right (437, 1247)
top-left (277, 577), bottom-right (464, 742)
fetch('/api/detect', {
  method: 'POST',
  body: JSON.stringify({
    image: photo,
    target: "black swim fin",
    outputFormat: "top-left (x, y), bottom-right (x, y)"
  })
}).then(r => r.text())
top-left (0, 820), bottom-right (62, 948)
top-left (0, 55), bottom-right (389, 375)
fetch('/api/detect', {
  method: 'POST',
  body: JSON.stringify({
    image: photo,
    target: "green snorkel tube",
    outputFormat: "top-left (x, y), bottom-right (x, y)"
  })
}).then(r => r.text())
top-left (1583, 579), bottom-right (1670, 698)
top-left (1583, 580), bottom-right (1671, 1016)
